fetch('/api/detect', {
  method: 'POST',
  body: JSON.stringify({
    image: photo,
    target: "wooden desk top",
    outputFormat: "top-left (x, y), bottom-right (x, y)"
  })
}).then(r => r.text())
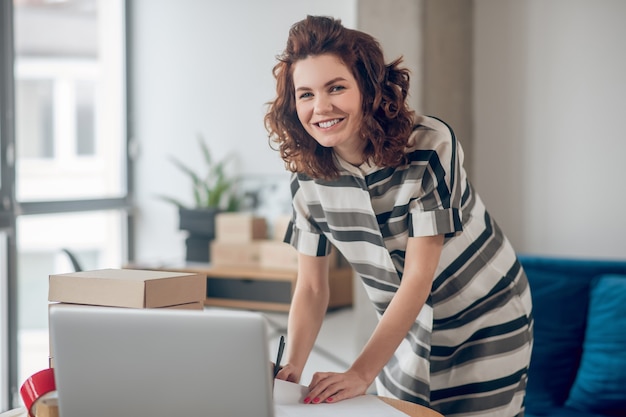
top-left (379, 397), bottom-right (443, 416)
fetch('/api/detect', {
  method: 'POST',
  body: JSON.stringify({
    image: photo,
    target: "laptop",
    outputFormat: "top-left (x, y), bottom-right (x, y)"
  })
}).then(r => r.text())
top-left (49, 304), bottom-right (274, 417)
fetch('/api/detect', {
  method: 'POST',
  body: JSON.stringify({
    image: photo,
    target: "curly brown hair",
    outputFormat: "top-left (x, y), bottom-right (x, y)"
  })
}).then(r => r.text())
top-left (264, 15), bottom-right (415, 180)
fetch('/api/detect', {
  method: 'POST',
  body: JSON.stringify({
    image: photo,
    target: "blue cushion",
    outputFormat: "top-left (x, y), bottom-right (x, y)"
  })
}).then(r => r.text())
top-left (517, 255), bottom-right (626, 278)
top-left (565, 275), bottom-right (626, 417)
top-left (523, 267), bottom-right (591, 414)
top-left (527, 407), bottom-right (610, 417)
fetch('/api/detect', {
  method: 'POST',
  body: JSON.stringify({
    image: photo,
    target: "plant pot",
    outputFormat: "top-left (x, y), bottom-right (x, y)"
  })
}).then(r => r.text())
top-left (178, 207), bottom-right (221, 237)
top-left (178, 207), bottom-right (222, 262)
top-left (184, 235), bottom-right (212, 263)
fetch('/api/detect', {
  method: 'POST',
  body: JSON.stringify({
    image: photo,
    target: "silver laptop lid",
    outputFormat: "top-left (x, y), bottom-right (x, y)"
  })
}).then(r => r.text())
top-left (49, 304), bottom-right (274, 417)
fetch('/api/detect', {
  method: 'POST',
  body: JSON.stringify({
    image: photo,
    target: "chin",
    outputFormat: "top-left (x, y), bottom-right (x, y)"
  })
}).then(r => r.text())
top-left (313, 138), bottom-right (340, 149)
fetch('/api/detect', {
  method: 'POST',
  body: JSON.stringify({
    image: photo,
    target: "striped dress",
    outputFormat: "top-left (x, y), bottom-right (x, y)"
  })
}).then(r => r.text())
top-left (285, 115), bottom-right (533, 417)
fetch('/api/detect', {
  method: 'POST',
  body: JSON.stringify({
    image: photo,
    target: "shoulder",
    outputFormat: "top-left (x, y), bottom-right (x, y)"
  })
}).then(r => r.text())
top-left (407, 116), bottom-right (457, 153)
top-left (407, 115), bottom-right (455, 151)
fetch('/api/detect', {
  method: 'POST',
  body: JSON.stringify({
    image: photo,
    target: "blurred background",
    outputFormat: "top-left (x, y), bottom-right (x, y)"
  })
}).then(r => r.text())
top-left (1, 0), bottom-right (625, 411)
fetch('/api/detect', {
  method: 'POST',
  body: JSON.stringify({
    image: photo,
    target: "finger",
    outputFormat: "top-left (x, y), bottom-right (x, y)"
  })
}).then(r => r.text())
top-left (275, 368), bottom-right (286, 380)
top-left (324, 387), bottom-right (351, 403)
top-left (324, 380), bottom-right (367, 403)
top-left (306, 374), bottom-right (341, 404)
top-left (307, 372), bottom-right (333, 396)
top-left (304, 380), bottom-right (326, 403)
top-left (275, 366), bottom-right (296, 382)
top-left (313, 383), bottom-right (343, 404)
top-left (308, 371), bottom-right (331, 387)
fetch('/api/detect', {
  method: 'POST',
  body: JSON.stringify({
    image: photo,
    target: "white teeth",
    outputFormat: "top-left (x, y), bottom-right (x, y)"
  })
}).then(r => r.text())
top-left (318, 119), bottom-right (340, 128)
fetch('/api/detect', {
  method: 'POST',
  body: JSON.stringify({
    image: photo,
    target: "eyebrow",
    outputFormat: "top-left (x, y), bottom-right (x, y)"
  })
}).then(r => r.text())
top-left (295, 77), bottom-right (348, 92)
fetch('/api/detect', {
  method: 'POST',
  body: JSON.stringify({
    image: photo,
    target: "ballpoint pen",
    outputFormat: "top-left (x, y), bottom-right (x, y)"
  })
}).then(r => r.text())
top-left (273, 335), bottom-right (285, 378)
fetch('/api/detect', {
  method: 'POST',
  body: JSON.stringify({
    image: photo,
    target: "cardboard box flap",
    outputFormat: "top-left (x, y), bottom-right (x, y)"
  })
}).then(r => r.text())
top-left (143, 274), bottom-right (205, 307)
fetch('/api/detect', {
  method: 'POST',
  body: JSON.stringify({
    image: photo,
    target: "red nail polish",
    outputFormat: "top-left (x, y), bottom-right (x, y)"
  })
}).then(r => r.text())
top-left (313, 397), bottom-right (320, 403)
top-left (304, 397), bottom-right (310, 404)
top-left (327, 397), bottom-right (333, 402)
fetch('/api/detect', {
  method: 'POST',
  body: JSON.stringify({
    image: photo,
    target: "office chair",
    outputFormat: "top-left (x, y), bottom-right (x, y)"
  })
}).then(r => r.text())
top-left (60, 248), bottom-right (83, 272)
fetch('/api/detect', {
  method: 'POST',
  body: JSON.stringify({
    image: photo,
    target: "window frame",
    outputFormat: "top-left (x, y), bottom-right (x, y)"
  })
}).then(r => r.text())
top-left (0, 0), bottom-right (135, 409)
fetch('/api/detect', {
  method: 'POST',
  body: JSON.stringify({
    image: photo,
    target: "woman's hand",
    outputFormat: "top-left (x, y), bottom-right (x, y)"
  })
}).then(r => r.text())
top-left (274, 363), bottom-right (301, 383)
top-left (304, 369), bottom-right (370, 404)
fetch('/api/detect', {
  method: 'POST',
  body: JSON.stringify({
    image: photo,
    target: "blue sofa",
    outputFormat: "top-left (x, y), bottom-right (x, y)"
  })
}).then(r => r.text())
top-left (519, 255), bottom-right (626, 417)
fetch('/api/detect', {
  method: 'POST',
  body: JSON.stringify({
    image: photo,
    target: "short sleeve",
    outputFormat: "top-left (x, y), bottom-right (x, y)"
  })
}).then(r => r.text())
top-left (408, 119), bottom-right (464, 238)
top-left (283, 173), bottom-right (332, 257)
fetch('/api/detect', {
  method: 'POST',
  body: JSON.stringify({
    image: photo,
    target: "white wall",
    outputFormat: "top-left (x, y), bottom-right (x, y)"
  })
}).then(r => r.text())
top-left (131, 0), bottom-right (357, 261)
top-left (474, 0), bottom-right (626, 260)
top-left (132, 0), bottom-right (626, 262)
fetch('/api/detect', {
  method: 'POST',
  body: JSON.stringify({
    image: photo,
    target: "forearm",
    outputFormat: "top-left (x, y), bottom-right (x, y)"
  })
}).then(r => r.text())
top-left (284, 253), bottom-right (331, 377)
top-left (286, 281), bottom-right (329, 372)
top-left (350, 235), bottom-right (444, 384)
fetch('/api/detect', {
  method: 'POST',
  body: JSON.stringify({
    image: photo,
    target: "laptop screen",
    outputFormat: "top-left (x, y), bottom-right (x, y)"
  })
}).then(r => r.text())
top-left (49, 304), bottom-right (274, 417)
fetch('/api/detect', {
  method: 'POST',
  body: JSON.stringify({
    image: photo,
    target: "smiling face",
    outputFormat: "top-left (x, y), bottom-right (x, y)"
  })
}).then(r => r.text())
top-left (292, 54), bottom-right (365, 165)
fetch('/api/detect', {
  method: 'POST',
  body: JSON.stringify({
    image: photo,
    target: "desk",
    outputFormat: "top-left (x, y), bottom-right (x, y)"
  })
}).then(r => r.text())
top-left (0, 397), bottom-right (443, 417)
top-left (127, 262), bottom-right (354, 312)
top-left (379, 398), bottom-right (443, 417)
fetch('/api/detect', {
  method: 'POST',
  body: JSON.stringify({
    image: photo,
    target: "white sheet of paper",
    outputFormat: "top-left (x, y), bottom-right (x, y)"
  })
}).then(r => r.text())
top-left (273, 379), bottom-right (409, 417)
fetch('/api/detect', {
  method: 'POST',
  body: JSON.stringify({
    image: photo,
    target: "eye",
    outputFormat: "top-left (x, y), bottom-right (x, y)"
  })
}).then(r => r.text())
top-left (330, 85), bottom-right (346, 93)
top-left (298, 91), bottom-right (313, 99)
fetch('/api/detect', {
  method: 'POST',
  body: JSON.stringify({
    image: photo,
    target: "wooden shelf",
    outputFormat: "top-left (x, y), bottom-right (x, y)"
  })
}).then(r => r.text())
top-left (126, 262), bottom-right (353, 312)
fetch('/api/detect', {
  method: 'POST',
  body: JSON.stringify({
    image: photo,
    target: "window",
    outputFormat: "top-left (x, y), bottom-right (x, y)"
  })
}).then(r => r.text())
top-left (1, 0), bottom-right (132, 410)
top-left (14, 0), bottom-right (127, 202)
top-left (17, 211), bottom-right (126, 384)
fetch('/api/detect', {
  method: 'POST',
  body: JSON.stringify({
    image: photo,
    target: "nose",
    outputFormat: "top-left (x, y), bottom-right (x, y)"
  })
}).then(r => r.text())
top-left (313, 95), bottom-right (333, 114)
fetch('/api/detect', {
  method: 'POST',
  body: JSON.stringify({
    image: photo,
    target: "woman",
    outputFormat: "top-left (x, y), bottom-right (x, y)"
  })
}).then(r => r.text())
top-left (265, 15), bottom-right (532, 417)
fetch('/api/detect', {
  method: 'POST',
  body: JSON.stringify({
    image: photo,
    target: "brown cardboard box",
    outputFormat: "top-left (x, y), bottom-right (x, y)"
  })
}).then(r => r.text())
top-left (48, 269), bottom-right (205, 309)
top-left (260, 241), bottom-right (341, 271)
top-left (160, 301), bottom-right (204, 310)
top-left (215, 212), bottom-right (267, 242)
top-left (210, 241), bottom-right (262, 268)
top-left (272, 214), bottom-right (292, 241)
top-left (259, 240), bottom-right (299, 270)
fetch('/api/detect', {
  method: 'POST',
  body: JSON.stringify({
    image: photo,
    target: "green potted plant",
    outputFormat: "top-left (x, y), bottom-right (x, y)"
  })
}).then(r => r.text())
top-left (158, 133), bottom-right (242, 262)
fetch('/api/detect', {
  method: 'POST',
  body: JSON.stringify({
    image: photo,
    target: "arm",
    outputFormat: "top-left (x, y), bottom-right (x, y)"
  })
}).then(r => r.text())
top-left (275, 252), bottom-right (331, 383)
top-left (305, 234), bottom-right (444, 404)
